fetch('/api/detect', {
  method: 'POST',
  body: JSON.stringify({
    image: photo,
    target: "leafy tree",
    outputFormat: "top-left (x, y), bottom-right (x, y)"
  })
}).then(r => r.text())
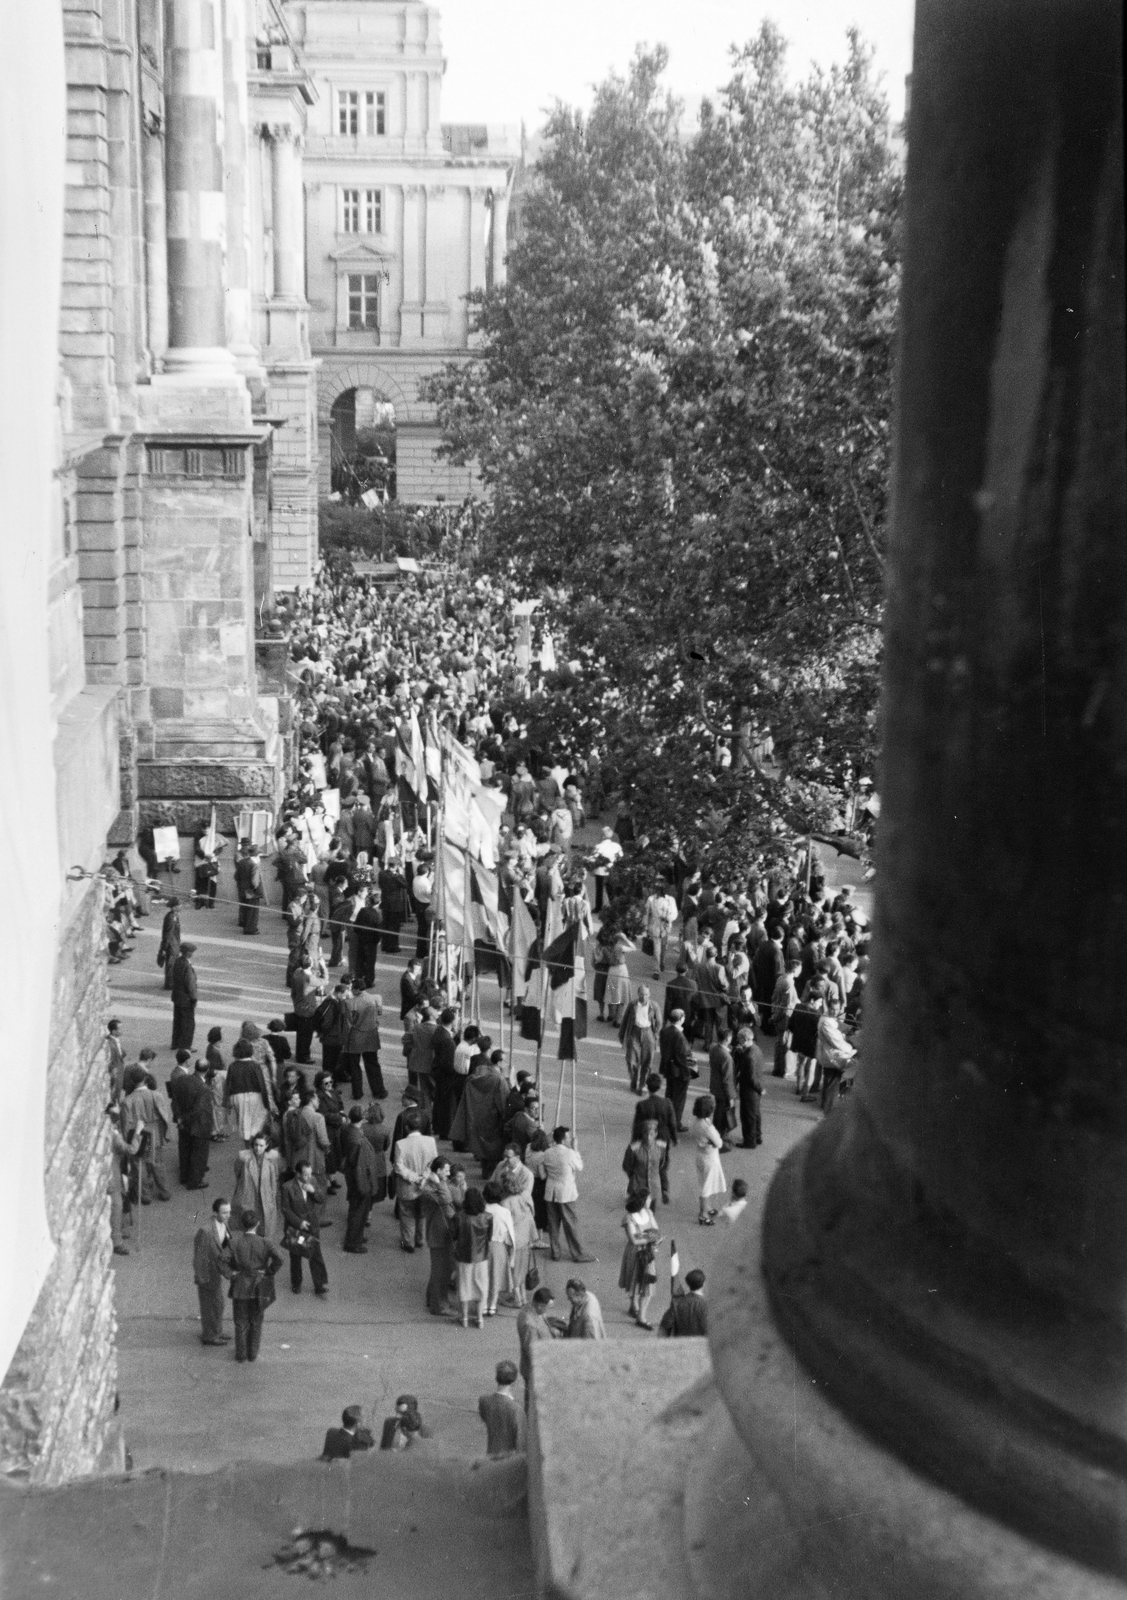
top-left (426, 27), bottom-right (900, 881)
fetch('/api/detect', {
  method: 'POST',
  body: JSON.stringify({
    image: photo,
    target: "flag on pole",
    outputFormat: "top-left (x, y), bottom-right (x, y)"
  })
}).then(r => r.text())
top-left (669, 1239), bottom-right (684, 1296)
top-left (510, 893), bottom-right (538, 1003)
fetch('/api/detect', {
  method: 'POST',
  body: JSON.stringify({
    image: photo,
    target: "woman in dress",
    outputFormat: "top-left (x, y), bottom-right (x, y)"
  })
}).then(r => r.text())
top-left (453, 1187), bottom-right (493, 1330)
top-left (690, 1094), bottom-right (727, 1225)
top-left (524, 1128), bottom-right (551, 1242)
top-left (591, 930), bottom-right (615, 1024)
top-left (482, 1180), bottom-right (515, 1317)
top-left (618, 1192), bottom-right (661, 1328)
top-left (603, 932), bottom-right (637, 1029)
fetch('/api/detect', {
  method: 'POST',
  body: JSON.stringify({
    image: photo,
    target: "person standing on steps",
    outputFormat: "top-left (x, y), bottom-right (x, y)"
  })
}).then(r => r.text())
top-left (193, 1198), bottom-right (233, 1345)
top-left (157, 897), bottom-right (181, 991)
top-left (169, 942), bottom-right (198, 1050)
top-left (234, 841), bottom-right (264, 935)
top-left (228, 1208), bottom-right (284, 1363)
top-left (541, 1126), bottom-right (596, 1264)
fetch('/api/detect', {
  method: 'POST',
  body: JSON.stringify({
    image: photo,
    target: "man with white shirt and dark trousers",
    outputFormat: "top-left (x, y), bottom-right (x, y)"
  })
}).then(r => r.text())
top-left (541, 1126), bottom-right (596, 1264)
top-left (193, 1198), bottom-right (233, 1345)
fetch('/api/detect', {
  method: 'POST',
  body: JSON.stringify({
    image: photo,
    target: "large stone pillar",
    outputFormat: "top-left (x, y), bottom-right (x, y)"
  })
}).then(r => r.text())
top-left (708, 0), bottom-right (1126, 1594)
top-left (469, 186), bottom-right (488, 295)
top-left (491, 186), bottom-right (509, 288)
top-left (220, 0), bottom-right (259, 373)
top-left (401, 183), bottom-right (423, 342)
top-left (141, 113), bottom-right (169, 367)
top-left (162, 0), bottom-right (235, 379)
top-left (269, 124), bottom-right (303, 301)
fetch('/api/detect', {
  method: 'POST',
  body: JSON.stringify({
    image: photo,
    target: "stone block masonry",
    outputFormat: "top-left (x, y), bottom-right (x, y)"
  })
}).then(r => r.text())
top-left (0, 884), bottom-right (118, 1484)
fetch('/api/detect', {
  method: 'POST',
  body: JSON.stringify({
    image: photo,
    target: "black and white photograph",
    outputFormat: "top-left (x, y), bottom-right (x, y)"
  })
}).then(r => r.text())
top-left (0, 0), bottom-right (1122, 1594)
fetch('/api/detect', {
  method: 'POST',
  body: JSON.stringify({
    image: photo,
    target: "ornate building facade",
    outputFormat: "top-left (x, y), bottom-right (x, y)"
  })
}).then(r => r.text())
top-left (286, 0), bottom-right (519, 501)
top-left (0, 0), bottom-right (321, 1483)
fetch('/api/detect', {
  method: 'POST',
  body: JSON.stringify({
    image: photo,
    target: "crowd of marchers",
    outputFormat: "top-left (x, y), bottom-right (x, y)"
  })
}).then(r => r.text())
top-left (100, 560), bottom-right (866, 1454)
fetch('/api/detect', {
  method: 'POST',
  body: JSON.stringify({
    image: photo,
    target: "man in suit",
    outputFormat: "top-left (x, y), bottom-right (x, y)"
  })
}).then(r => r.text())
top-left (170, 942), bottom-right (198, 1050)
top-left (121, 1065), bottom-right (172, 1202)
top-left (630, 1073), bottom-right (679, 1149)
top-left (734, 1023), bottom-right (767, 1149)
top-left (169, 1056), bottom-right (213, 1188)
top-left (659, 1268), bottom-right (709, 1337)
top-left (353, 890), bottom-right (382, 989)
top-left (406, 1004), bottom-right (438, 1118)
top-left (343, 981), bottom-right (385, 1099)
top-left (478, 1361), bottom-right (527, 1458)
top-left (708, 1028), bottom-right (738, 1150)
top-left (320, 1404), bottom-right (375, 1461)
top-left (618, 984), bottom-right (663, 1094)
top-left (234, 842), bottom-right (264, 935)
top-left (430, 1006), bottom-right (459, 1140)
top-left (399, 957), bottom-right (425, 1020)
top-left (341, 1105), bottom-right (380, 1252)
top-left (659, 1010), bottom-right (696, 1131)
top-left (752, 930), bottom-right (785, 1030)
top-left (319, 980), bottom-right (352, 1094)
top-left (193, 1197), bottom-right (233, 1344)
top-left (563, 1278), bottom-right (606, 1339)
top-left (229, 1208), bottom-right (284, 1363)
top-left (157, 898), bottom-right (181, 991)
top-left (280, 1160), bottom-right (329, 1295)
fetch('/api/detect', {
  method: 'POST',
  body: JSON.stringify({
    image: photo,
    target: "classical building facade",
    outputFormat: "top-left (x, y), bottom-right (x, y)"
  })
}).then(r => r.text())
top-left (285, 0), bottom-right (519, 501)
top-left (0, 0), bottom-right (321, 1483)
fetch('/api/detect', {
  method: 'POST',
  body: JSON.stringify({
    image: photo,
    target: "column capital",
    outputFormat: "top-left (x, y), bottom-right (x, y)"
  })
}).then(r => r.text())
top-left (261, 122), bottom-right (302, 149)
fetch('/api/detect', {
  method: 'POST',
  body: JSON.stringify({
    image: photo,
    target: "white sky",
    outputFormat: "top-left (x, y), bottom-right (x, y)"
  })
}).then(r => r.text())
top-left (437, 0), bottom-right (915, 131)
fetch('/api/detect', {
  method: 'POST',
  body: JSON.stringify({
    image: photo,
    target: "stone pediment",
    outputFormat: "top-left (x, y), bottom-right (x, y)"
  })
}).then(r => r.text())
top-left (327, 241), bottom-right (394, 267)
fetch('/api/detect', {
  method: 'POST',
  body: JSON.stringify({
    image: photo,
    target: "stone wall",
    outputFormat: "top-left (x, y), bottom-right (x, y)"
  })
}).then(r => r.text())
top-left (0, 884), bottom-right (119, 1485)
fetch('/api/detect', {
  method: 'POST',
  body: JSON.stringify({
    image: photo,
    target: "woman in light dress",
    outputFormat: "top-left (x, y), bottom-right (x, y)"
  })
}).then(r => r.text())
top-left (603, 932), bottom-right (637, 1028)
top-left (690, 1094), bottom-right (727, 1225)
top-left (618, 1192), bottom-right (661, 1328)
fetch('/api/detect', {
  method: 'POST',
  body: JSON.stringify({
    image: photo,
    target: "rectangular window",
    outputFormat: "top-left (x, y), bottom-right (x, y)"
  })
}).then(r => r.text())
top-left (364, 188), bottom-right (382, 234)
top-left (256, 46), bottom-right (271, 70)
top-left (365, 90), bottom-right (386, 136)
top-left (341, 188), bottom-right (360, 232)
top-left (347, 274), bottom-right (380, 331)
top-left (337, 90), bottom-right (359, 136)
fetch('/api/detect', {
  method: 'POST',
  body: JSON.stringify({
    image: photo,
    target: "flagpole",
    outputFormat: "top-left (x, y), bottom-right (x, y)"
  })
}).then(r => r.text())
top-left (553, 1047), bottom-right (567, 1127)
top-left (506, 907), bottom-right (516, 1081)
top-left (533, 953), bottom-right (544, 1116)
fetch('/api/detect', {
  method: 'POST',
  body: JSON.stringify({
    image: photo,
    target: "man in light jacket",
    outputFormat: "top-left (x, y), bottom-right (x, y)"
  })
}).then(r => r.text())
top-left (541, 1126), bottom-right (596, 1264)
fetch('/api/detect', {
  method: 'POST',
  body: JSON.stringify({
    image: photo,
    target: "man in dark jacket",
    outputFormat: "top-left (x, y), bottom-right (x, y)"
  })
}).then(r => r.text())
top-left (229, 1209), bottom-right (284, 1362)
top-left (170, 942), bottom-right (198, 1049)
top-left (659, 1269), bottom-right (709, 1337)
top-left (707, 1029), bottom-right (737, 1149)
top-left (320, 1405), bottom-right (375, 1460)
top-left (158, 898), bottom-right (181, 991)
top-left (751, 932), bottom-right (785, 1031)
top-left (280, 1161), bottom-right (329, 1295)
top-left (193, 1197), bottom-right (233, 1344)
top-left (169, 1056), bottom-right (213, 1187)
top-left (234, 843), bottom-right (264, 934)
top-left (319, 981), bottom-right (352, 1091)
top-left (399, 957), bottom-right (425, 1019)
top-left (630, 1073), bottom-right (679, 1148)
top-left (341, 1105), bottom-right (380, 1252)
top-left (733, 1024), bottom-right (767, 1149)
top-left (662, 963), bottom-right (699, 1030)
top-left (431, 1007), bottom-right (459, 1139)
top-left (353, 891), bottom-right (382, 988)
top-left (658, 1011), bottom-right (695, 1131)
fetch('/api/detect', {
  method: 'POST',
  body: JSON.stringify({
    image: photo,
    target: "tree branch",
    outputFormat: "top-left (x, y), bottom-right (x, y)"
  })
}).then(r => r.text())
top-left (849, 468), bottom-right (885, 571)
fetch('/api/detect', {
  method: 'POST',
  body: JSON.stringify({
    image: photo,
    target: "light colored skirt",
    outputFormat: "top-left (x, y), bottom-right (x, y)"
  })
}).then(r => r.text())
top-left (232, 1092), bottom-right (269, 1142)
top-left (457, 1259), bottom-right (490, 1306)
top-left (696, 1145), bottom-right (727, 1200)
top-left (604, 966), bottom-right (630, 1008)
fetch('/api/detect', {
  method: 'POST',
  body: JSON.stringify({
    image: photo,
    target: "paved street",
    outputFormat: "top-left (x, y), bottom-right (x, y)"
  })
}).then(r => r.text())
top-left (108, 843), bottom-right (825, 1472)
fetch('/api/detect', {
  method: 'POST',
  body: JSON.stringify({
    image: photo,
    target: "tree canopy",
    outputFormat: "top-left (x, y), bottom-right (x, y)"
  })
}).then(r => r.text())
top-left (425, 25), bottom-right (901, 880)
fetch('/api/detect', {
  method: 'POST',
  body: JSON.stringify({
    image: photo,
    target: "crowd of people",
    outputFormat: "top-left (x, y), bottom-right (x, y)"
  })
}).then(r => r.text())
top-left (103, 558), bottom-right (866, 1444)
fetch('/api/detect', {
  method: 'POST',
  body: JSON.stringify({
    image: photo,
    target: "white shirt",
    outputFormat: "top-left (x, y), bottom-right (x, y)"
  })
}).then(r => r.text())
top-left (453, 1040), bottom-right (474, 1077)
top-left (485, 1202), bottom-right (515, 1247)
top-left (719, 1198), bottom-right (748, 1226)
top-left (593, 839), bottom-right (623, 876)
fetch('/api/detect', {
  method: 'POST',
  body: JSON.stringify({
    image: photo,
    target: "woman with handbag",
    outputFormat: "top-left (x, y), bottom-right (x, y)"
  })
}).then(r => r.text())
top-left (690, 1094), bottom-right (728, 1225)
top-left (618, 1193), bottom-right (661, 1328)
top-left (453, 1188), bottom-right (493, 1330)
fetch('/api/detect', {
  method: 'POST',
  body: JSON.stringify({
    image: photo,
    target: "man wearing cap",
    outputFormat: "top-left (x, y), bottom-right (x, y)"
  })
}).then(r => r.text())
top-left (234, 842), bottom-right (264, 935)
top-left (228, 1208), bottom-right (284, 1363)
top-left (170, 941), bottom-right (199, 1050)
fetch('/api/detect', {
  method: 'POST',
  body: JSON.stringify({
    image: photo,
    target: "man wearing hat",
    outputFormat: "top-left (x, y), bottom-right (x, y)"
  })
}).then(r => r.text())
top-left (157, 897), bottom-right (181, 990)
top-left (228, 1208), bottom-right (284, 1363)
top-left (170, 941), bottom-right (199, 1050)
top-left (234, 841), bottom-right (264, 935)
top-left (169, 1056), bottom-right (214, 1188)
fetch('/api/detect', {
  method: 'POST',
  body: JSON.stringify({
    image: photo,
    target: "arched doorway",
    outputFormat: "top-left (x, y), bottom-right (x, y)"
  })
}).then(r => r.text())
top-left (329, 388), bottom-right (396, 501)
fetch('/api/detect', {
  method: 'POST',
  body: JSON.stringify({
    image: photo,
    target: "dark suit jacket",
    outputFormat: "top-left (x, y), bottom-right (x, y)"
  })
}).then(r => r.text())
top-left (228, 1230), bottom-right (284, 1304)
top-left (281, 1176), bottom-right (323, 1239)
top-left (660, 1293), bottom-right (709, 1337)
top-left (235, 855), bottom-right (263, 900)
top-left (658, 1025), bottom-right (694, 1085)
top-left (478, 1391), bottom-right (526, 1457)
top-left (170, 1071), bottom-right (213, 1136)
top-left (631, 1093), bottom-right (679, 1146)
top-left (432, 1025), bottom-right (456, 1079)
top-left (342, 1129), bottom-right (380, 1198)
top-left (320, 1425), bottom-right (374, 1460)
top-left (663, 975), bottom-right (699, 1024)
top-left (170, 954), bottom-right (198, 1006)
top-left (193, 1222), bottom-right (233, 1289)
top-left (399, 971), bottom-right (424, 1019)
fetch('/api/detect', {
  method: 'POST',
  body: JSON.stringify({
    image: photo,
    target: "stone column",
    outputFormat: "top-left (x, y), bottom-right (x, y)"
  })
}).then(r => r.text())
top-left (491, 185), bottom-right (510, 287)
top-left (141, 112), bottom-right (169, 367)
top-left (468, 186), bottom-right (488, 294)
top-left (162, 0), bottom-right (235, 378)
top-left (401, 183), bottom-right (423, 341)
top-left (709, 1), bottom-right (1126, 1595)
top-left (268, 124), bottom-right (304, 301)
top-left (220, 0), bottom-right (258, 370)
top-left (423, 184), bottom-right (448, 342)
